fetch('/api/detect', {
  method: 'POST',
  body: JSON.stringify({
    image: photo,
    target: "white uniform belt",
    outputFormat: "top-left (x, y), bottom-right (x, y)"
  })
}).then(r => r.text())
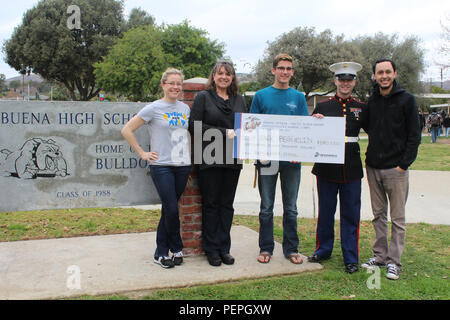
top-left (345, 136), bottom-right (359, 143)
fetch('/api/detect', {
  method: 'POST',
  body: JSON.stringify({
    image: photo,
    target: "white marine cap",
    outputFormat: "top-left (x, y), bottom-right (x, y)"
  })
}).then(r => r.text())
top-left (329, 62), bottom-right (362, 80)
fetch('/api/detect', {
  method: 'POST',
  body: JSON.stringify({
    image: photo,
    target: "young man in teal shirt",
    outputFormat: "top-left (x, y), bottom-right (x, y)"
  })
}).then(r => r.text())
top-left (250, 53), bottom-right (309, 264)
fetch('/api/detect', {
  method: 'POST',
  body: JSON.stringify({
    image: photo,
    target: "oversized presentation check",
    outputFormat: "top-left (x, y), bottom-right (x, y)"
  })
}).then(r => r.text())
top-left (234, 113), bottom-right (346, 164)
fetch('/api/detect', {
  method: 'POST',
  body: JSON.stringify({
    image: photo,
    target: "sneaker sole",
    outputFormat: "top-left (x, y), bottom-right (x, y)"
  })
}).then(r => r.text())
top-left (386, 273), bottom-right (399, 280)
top-left (362, 265), bottom-right (386, 269)
top-left (154, 258), bottom-right (174, 269)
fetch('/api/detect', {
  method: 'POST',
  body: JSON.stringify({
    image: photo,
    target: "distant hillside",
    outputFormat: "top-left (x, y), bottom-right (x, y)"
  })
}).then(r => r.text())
top-left (6, 73), bottom-right (259, 86)
top-left (5, 74), bottom-right (44, 85)
top-left (236, 73), bottom-right (256, 83)
top-left (423, 80), bottom-right (450, 91)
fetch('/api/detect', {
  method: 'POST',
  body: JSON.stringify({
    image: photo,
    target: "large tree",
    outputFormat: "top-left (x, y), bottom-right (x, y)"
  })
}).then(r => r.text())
top-left (125, 7), bottom-right (155, 31)
top-left (439, 15), bottom-right (450, 61)
top-left (94, 21), bottom-right (225, 101)
top-left (94, 26), bottom-right (167, 101)
top-left (3, 0), bottom-right (124, 101)
top-left (352, 33), bottom-right (425, 99)
top-left (161, 20), bottom-right (225, 80)
top-left (254, 27), bottom-right (364, 99)
top-left (255, 28), bottom-right (425, 102)
top-left (433, 15), bottom-right (450, 87)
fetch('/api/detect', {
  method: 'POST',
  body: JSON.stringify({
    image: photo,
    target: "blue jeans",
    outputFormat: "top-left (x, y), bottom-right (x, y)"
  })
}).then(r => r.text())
top-left (258, 163), bottom-right (301, 257)
top-left (149, 165), bottom-right (191, 258)
top-left (431, 126), bottom-right (439, 143)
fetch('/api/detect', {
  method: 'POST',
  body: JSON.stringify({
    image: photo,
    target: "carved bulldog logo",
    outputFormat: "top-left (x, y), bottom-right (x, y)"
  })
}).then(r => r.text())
top-left (0, 138), bottom-right (68, 179)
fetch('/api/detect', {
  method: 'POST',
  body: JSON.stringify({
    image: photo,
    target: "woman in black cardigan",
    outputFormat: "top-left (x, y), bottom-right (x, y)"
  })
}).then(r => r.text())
top-left (189, 60), bottom-right (246, 266)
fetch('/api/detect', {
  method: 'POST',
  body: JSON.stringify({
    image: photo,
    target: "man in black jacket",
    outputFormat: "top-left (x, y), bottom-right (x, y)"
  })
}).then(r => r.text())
top-left (444, 115), bottom-right (450, 138)
top-left (360, 59), bottom-right (421, 280)
top-left (307, 62), bottom-right (365, 274)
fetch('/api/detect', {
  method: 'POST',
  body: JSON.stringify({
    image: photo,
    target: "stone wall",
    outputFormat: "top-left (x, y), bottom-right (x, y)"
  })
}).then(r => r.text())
top-left (0, 100), bottom-right (159, 211)
top-left (0, 77), bottom-right (208, 256)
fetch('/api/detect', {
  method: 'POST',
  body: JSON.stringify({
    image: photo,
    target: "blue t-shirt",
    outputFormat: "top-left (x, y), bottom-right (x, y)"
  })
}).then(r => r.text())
top-left (250, 86), bottom-right (309, 116)
top-left (250, 86), bottom-right (309, 167)
top-left (137, 100), bottom-right (191, 166)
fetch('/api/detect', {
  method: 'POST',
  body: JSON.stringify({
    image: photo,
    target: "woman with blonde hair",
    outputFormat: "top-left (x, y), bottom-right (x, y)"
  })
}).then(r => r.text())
top-left (122, 68), bottom-right (191, 269)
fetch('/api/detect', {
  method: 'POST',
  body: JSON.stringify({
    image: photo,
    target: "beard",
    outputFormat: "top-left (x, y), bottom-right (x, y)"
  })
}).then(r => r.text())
top-left (378, 81), bottom-right (393, 90)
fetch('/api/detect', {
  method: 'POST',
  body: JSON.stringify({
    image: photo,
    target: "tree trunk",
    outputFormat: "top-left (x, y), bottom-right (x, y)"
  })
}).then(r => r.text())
top-left (68, 90), bottom-right (77, 101)
top-left (75, 78), bottom-right (100, 101)
top-left (63, 80), bottom-right (77, 101)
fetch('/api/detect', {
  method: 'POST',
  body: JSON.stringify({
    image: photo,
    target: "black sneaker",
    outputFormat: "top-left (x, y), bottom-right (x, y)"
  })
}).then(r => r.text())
top-left (172, 251), bottom-right (183, 266)
top-left (207, 255), bottom-right (222, 267)
top-left (154, 256), bottom-right (174, 269)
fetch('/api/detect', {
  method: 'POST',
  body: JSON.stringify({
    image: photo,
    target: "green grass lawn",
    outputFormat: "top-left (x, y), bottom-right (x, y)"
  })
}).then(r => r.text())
top-left (0, 135), bottom-right (448, 300)
top-left (303, 135), bottom-right (450, 170)
top-left (359, 136), bottom-right (450, 171)
top-left (0, 207), bottom-right (160, 242)
top-left (1, 209), bottom-right (448, 300)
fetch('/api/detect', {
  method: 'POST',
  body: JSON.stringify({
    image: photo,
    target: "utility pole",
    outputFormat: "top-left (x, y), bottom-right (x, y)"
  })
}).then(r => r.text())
top-left (22, 73), bottom-right (24, 101)
top-left (437, 65), bottom-right (449, 89)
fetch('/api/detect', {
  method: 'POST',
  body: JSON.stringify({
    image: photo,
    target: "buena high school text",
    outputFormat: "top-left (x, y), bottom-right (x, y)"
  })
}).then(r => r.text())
top-left (1, 112), bottom-right (136, 125)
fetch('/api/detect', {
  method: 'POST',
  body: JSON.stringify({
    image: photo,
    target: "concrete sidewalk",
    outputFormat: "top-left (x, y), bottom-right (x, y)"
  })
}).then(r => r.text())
top-left (233, 164), bottom-right (450, 225)
top-left (1, 165), bottom-right (448, 300)
top-left (0, 226), bottom-right (322, 300)
top-left (139, 165), bottom-right (450, 225)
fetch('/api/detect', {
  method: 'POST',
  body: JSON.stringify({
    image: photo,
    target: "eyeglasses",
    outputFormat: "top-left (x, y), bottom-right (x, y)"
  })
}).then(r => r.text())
top-left (164, 82), bottom-right (183, 87)
top-left (276, 66), bottom-right (294, 72)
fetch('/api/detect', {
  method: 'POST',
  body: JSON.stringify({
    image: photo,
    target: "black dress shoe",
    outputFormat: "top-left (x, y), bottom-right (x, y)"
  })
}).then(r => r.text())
top-left (345, 263), bottom-right (359, 274)
top-left (207, 255), bottom-right (222, 267)
top-left (220, 253), bottom-right (235, 265)
top-left (307, 254), bottom-right (329, 263)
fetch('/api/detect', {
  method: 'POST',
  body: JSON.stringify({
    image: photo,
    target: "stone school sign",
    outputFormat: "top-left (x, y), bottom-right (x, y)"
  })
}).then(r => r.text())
top-left (0, 101), bottom-right (159, 212)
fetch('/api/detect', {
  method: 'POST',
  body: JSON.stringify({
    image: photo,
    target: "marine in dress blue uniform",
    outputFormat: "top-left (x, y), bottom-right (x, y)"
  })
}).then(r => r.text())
top-left (307, 62), bottom-right (365, 274)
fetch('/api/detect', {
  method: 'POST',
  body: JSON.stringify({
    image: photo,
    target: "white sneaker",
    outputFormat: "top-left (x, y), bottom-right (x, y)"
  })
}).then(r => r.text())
top-left (361, 257), bottom-right (386, 269)
top-left (386, 263), bottom-right (400, 280)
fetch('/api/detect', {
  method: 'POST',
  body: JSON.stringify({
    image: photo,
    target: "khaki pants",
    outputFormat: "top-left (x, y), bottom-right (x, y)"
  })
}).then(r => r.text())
top-left (366, 166), bottom-right (409, 266)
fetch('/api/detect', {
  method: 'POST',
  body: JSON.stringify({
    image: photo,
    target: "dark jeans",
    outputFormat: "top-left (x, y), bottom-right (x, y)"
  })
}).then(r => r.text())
top-left (258, 164), bottom-right (301, 257)
top-left (198, 167), bottom-right (241, 257)
top-left (149, 165), bottom-right (191, 258)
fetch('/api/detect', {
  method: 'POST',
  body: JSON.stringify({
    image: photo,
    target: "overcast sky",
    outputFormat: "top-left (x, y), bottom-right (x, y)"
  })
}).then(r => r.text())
top-left (1, 0), bottom-right (449, 82)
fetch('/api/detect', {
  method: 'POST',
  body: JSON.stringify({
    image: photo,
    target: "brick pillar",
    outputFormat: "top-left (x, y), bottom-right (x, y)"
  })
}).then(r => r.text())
top-left (178, 78), bottom-right (208, 256)
top-left (180, 77), bottom-right (208, 108)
